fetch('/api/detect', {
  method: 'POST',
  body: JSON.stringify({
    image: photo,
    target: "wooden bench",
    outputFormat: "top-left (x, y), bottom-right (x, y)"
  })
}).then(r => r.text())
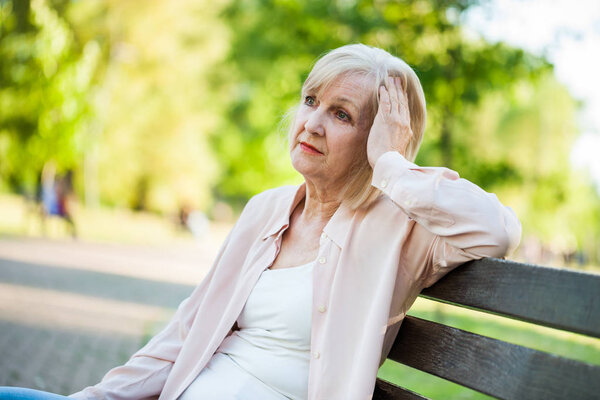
top-left (373, 258), bottom-right (600, 400)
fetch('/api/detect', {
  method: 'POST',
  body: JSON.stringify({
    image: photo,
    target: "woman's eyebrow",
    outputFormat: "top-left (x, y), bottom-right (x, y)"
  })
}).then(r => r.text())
top-left (330, 97), bottom-right (359, 112)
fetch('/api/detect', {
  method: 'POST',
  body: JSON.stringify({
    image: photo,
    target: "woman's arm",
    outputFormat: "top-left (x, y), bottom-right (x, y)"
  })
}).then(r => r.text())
top-left (367, 76), bottom-right (521, 287)
top-left (371, 150), bottom-right (522, 286)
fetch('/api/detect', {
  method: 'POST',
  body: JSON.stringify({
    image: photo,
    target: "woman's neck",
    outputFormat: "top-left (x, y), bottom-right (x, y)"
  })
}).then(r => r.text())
top-left (300, 181), bottom-right (343, 223)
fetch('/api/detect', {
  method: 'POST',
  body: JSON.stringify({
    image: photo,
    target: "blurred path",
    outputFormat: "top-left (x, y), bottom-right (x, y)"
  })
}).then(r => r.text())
top-left (0, 236), bottom-right (221, 395)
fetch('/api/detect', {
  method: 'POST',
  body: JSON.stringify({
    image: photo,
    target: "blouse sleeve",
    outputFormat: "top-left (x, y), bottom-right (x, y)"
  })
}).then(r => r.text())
top-left (371, 151), bottom-right (522, 287)
top-left (68, 230), bottom-right (235, 400)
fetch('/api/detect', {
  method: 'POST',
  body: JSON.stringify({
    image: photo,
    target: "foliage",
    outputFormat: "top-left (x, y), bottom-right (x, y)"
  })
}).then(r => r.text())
top-left (1, 0), bottom-right (225, 212)
top-left (64, 0), bottom-right (226, 212)
top-left (0, 0), bottom-right (598, 258)
top-left (0, 0), bottom-right (99, 194)
top-left (214, 0), bottom-right (551, 205)
top-left (214, 0), bottom-right (599, 258)
top-left (457, 76), bottom-right (600, 256)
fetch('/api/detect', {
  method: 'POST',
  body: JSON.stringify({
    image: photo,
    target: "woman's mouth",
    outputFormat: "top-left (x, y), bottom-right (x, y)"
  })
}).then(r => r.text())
top-left (300, 142), bottom-right (323, 155)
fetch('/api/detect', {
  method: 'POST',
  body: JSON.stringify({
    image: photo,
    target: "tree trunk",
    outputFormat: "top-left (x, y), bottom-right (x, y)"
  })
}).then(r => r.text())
top-left (440, 111), bottom-right (453, 169)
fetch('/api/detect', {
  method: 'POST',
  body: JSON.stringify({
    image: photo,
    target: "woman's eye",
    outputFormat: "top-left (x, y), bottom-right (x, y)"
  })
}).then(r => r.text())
top-left (304, 96), bottom-right (315, 106)
top-left (336, 110), bottom-right (350, 121)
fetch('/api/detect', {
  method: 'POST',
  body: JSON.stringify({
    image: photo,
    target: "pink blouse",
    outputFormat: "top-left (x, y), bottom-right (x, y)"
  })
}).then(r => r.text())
top-left (70, 151), bottom-right (521, 400)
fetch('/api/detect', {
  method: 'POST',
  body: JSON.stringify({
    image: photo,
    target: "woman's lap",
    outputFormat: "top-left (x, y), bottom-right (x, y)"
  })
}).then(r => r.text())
top-left (0, 387), bottom-right (69, 400)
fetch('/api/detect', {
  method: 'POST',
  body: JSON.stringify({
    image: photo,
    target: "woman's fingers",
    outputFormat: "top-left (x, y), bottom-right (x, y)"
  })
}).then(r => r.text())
top-left (398, 79), bottom-right (410, 122)
top-left (394, 77), bottom-right (405, 115)
top-left (387, 76), bottom-right (408, 120)
top-left (379, 85), bottom-right (391, 116)
top-left (381, 75), bottom-right (411, 128)
top-left (387, 76), bottom-right (399, 113)
top-left (369, 76), bottom-right (412, 164)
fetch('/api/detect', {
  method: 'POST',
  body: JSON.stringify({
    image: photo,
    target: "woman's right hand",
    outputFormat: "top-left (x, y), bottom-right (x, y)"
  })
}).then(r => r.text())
top-left (366, 76), bottom-right (413, 167)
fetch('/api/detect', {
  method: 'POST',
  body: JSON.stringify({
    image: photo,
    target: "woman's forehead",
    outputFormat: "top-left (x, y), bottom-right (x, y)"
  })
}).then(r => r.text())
top-left (307, 73), bottom-right (374, 105)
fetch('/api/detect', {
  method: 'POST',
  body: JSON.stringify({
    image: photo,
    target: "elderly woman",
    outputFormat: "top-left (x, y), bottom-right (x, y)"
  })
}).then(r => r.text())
top-left (0, 43), bottom-right (520, 400)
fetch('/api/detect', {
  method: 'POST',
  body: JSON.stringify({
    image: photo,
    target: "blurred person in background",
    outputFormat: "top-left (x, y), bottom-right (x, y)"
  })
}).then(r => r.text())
top-left (38, 163), bottom-right (77, 238)
top-left (178, 202), bottom-right (210, 240)
top-left (55, 170), bottom-right (77, 238)
top-left (40, 161), bottom-right (59, 227)
top-left (0, 43), bottom-right (521, 400)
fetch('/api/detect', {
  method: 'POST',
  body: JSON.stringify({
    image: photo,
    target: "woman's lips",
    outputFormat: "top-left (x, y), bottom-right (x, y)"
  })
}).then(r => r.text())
top-left (300, 142), bottom-right (323, 155)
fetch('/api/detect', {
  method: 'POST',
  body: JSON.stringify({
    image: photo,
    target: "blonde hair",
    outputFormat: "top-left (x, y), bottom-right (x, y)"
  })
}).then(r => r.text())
top-left (290, 43), bottom-right (427, 210)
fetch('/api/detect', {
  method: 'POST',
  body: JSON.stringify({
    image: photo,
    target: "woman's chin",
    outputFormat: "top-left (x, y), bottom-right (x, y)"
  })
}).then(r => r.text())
top-left (291, 154), bottom-right (317, 173)
top-left (292, 164), bottom-right (322, 182)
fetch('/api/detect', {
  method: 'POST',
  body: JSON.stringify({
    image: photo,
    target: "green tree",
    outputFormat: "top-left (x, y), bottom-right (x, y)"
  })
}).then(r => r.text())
top-left (214, 0), bottom-right (599, 260)
top-left (459, 75), bottom-right (600, 261)
top-left (0, 0), bottom-right (99, 195)
top-left (64, 0), bottom-right (225, 212)
top-left (213, 0), bottom-right (550, 207)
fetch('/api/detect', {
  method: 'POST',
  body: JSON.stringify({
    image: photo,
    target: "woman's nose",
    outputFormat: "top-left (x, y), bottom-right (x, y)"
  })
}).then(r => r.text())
top-left (304, 109), bottom-right (325, 136)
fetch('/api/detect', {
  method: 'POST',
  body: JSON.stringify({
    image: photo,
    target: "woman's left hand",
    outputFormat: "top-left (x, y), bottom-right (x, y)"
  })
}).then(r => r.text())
top-left (367, 76), bottom-right (413, 167)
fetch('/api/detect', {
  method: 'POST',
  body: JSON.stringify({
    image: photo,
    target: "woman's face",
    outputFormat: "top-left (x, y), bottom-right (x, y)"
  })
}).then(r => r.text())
top-left (290, 74), bottom-right (374, 190)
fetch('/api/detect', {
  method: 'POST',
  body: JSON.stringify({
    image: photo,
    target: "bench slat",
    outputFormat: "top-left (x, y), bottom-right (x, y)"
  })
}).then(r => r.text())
top-left (373, 379), bottom-right (429, 400)
top-left (387, 316), bottom-right (600, 400)
top-left (420, 258), bottom-right (600, 338)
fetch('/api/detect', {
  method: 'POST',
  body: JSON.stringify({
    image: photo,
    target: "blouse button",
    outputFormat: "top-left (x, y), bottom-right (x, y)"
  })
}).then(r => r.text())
top-left (318, 257), bottom-right (326, 264)
top-left (320, 232), bottom-right (327, 240)
top-left (318, 305), bottom-right (326, 313)
top-left (381, 179), bottom-right (388, 188)
top-left (313, 351), bottom-right (321, 359)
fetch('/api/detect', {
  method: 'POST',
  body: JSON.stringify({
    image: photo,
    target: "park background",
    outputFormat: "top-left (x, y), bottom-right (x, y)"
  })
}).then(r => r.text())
top-left (0, 0), bottom-right (599, 398)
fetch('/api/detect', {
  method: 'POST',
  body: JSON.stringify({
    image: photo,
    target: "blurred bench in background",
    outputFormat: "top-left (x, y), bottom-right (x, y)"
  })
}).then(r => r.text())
top-left (373, 258), bottom-right (600, 400)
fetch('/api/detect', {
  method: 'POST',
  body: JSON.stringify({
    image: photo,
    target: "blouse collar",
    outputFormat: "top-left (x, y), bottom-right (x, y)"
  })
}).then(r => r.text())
top-left (261, 183), bottom-right (355, 249)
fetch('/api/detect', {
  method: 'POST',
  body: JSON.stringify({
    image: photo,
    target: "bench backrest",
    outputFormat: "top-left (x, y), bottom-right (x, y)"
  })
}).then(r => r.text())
top-left (373, 258), bottom-right (600, 400)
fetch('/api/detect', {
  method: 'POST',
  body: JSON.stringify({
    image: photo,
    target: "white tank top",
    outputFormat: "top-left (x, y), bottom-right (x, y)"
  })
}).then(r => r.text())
top-left (179, 261), bottom-right (314, 400)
